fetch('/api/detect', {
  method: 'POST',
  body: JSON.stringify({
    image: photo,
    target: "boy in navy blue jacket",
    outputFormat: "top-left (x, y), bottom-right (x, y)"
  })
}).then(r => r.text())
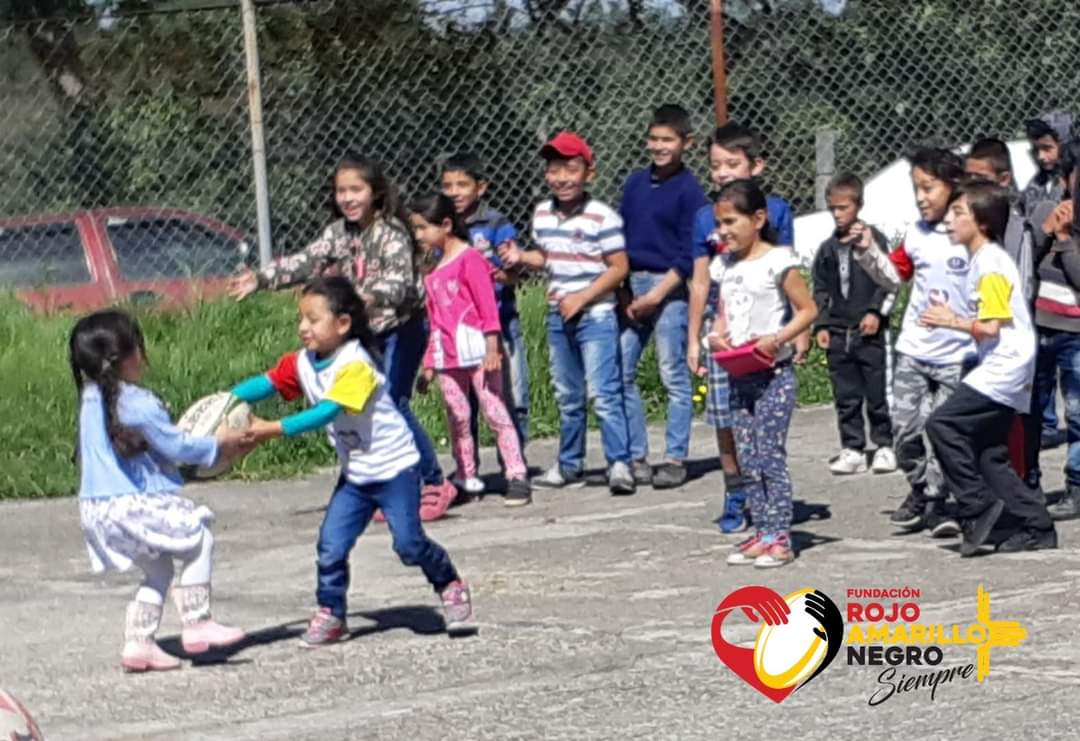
top-left (618, 104), bottom-right (708, 489)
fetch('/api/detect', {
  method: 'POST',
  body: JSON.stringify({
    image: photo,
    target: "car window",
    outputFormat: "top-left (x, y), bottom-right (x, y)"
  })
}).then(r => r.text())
top-left (106, 217), bottom-right (251, 280)
top-left (0, 222), bottom-right (90, 288)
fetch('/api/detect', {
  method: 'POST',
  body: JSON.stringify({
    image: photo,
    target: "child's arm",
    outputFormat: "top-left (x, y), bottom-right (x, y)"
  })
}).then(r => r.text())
top-left (706, 308), bottom-right (732, 352)
top-left (851, 224), bottom-right (906, 290)
top-left (687, 206), bottom-right (716, 374)
top-left (127, 392), bottom-right (237, 468)
top-left (461, 251), bottom-right (505, 371)
top-left (228, 225), bottom-right (338, 300)
top-left (499, 241), bottom-right (546, 270)
top-left (810, 244), bottom-right (832, 348)
top-left (627, 270), bottom-right (683, 320)
top-left (247, 358), bottom-right (379, 442)
top-left (920, 272), bottom-right (1011, 343)
top-left (757, 269), bottom-right (818, 357)
top-left (364, 221), bottom-right (416, 311)
top-left (559, 251), bottom-right (630, 321)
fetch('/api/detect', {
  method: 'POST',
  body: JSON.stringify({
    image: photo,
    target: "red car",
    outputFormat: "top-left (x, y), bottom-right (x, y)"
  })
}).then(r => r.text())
top-left (0, 207), bottom-right (254, 312)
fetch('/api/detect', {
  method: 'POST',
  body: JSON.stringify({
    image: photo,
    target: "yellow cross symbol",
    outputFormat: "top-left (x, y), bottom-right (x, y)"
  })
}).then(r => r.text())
top-left (974, 584), bottom-right (1028, 682)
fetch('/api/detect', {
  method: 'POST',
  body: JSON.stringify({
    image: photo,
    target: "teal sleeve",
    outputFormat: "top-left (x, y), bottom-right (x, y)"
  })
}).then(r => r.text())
top-left (231, 374), bottom-right (277, 403)
top-left (281, 399), bottom-right (341, 437)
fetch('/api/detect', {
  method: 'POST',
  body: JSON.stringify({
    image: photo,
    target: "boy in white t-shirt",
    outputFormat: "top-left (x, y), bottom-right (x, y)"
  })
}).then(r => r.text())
top-left (921, 181), bottom-right (1057, 555)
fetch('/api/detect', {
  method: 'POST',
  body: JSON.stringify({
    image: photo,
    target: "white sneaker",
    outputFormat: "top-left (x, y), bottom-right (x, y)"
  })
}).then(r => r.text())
top-left (460, 477), bottom-right (485, 494)
top-left (829, 448), bottom-right (866, 475)
top-left (871, 447), bottom-right (898, 473)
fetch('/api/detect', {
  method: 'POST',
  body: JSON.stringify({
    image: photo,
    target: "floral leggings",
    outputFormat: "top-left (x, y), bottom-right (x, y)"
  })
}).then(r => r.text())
top-left (730, 363), bottom-right (797, 538)
top-left (438, 366), bottom-right (527, 481)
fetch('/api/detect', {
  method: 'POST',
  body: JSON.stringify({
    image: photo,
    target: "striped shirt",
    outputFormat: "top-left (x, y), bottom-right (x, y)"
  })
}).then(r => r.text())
top-left (530, 196), bottom-right (625, 315)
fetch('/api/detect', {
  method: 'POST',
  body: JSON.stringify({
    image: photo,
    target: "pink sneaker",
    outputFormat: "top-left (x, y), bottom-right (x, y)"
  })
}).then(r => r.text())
top-left (440, 580), bottom-right (475, 635)
top-left (121, 641), bottom-right (181, 673)
top-left (372, 482), bottom-right (456, 524)
top-left (726, 532), bottom-right (772, 565)
top-left (754, 534), bottom-right (795, 568)
top-left (299, 607), bottom-right (347, 648)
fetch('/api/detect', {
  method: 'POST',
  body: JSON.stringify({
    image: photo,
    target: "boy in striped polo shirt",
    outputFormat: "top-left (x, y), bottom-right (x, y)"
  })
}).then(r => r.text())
top-left (499, 132), bottom-right (636, 494)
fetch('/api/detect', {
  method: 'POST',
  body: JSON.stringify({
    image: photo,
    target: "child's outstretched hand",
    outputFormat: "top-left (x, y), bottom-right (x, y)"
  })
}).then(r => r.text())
top-left (228, 270), bottom-right (258, 301)
top-left (483, 347), bottom-right (502, 372)
top-left (416, 368), bottom-right (435, 395)
top-left (246, 416), bottom-right (283, 444)
top-left (919, 304), bottom-right (958, 329)
top-left (217, 427), bottom-right (258, 460)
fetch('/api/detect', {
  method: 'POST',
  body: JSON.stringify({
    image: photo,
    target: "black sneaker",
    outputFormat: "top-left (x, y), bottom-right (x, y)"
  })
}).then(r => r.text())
top-left (631, 459), bottom-right (653, 486)
top-left (504, 479), bottom-right (532, 507)
top-left (960, 499), bottom-right (1005, 557)
top-left (924, 500), bottom-right (960, 538)
top-left (997, 526), bottom-right (1059, 553)
top-left (889, 491), bottom-right (925, 530)
top-left (653, 462), bottom-right (688, 490)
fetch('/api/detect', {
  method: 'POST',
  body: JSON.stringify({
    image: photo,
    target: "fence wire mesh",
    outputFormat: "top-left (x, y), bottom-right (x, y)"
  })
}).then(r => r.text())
top-left (2, 0), bottom-right (1079, 283)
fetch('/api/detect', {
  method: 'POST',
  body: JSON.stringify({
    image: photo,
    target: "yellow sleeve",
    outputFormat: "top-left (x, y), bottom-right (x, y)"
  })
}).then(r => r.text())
top-left (324, 361), bottom-right (379, 414)
top-left (976, 273), bottom-right (1013, 321)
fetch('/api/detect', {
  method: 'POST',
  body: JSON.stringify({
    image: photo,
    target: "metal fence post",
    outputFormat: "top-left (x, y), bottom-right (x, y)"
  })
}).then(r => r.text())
top-left (815, 127), bottom-right (836, 211)
top-left (240, 0), bottom-right (273, 267)
top-left (709, 0), bottom-right (727, 127)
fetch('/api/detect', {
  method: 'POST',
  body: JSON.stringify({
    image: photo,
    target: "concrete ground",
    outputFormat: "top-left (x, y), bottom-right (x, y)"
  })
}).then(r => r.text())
top-left (3, 405), bottom-right (1080, 740)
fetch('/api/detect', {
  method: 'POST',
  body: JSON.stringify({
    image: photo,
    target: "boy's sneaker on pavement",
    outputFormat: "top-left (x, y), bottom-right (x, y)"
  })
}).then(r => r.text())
top-left (631, 459), bottom-right (653, 486)
top-left (871, 447), bottom-right (898, 473)
top-left (608, 461), bottom-right (636, 496)
top-left (504, 479), bottom-right (533, 507)
top-left (440, 580), bottom-right (475, 635)
top-left (997, 525), bottom-right (1059, 553)
top-left (532, 466), bottom-right (586, 490)
top-left (960, 499), bottom-right (1005, 557)
top-left (299, 607), bottom-right (346, 648)
top-left (890, 491), bottom-right (925, 530)
top-left (653, 462), bottom-right (688, 490)
top-left (829, 448), bottom-right (866, 475)
top-left (754, 534), bottom-right (795, 568)
top-left (924, 500), bottom-right (960, 538)
top-left (727, 533), bottom-right (772, 565)
top-left (1048, 485), bottom-right (1080, 520)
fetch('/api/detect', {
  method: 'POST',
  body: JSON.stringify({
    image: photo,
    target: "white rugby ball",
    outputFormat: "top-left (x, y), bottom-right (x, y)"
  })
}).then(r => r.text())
top-left (177, 391), bottom-right (252, 479)
top-left (0, 689), bottom-right (44, 740)
top-left (752, 588), bottom-right (829, 690)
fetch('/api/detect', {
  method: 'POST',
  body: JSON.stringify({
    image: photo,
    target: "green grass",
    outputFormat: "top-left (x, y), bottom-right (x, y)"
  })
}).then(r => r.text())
top-left (0, 283), bottom-right (843, 498)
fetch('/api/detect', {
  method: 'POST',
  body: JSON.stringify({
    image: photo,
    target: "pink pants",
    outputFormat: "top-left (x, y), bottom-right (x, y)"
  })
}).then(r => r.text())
top-left (437, 366), bottom-right (526, 481)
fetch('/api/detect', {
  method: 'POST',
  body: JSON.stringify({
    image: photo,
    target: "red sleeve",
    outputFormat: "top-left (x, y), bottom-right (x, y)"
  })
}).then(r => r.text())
top-left (889, 243), bottom-right (914, 282)
top-left (266, 351), bottom-right (303, 401)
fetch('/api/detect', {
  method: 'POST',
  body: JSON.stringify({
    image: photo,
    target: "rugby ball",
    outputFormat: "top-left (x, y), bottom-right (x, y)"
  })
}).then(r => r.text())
top-left (0, 689), bottom-right (44, 740)
top-left (752, 588), bottom-right (829, 690)
top-left (177, 392), bottom-right (252, 479)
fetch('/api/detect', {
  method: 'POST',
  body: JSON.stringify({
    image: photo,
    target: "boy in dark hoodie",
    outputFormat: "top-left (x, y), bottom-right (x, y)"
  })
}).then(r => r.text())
top-left (1021, 111), bottom-right (1074, 217)
top-left (812, 172), bottom-right (896, 475)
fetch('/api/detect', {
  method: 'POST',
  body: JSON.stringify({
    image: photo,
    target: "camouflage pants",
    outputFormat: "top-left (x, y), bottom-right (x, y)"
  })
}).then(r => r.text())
top-left (892, 353), bottom-right (964, 496)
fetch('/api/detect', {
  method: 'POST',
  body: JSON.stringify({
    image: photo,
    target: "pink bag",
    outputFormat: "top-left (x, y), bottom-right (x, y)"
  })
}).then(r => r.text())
top-left (712, 340), bottom-right (776, 378)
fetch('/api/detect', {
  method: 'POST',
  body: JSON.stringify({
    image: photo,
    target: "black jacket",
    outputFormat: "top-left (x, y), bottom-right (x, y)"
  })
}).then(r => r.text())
top-left (811, 226), bottom-right (892, 333)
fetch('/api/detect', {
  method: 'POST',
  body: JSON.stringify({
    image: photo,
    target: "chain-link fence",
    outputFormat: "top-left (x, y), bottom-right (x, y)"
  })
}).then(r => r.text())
top-left (2, 0), bottom-right (1079, 285)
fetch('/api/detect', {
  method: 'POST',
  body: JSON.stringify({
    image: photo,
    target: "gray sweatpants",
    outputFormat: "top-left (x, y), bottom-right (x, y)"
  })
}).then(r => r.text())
top-left (892, 353), bottom-right (964, 497)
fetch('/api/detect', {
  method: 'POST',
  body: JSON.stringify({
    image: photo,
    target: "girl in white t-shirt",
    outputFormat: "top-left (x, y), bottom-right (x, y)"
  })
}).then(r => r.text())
top-left (233, 277), bottom-right (475, 646)
top-left (707, 180), bottom-right (818, 568)
top-left (920, 181), bottom-right (1056, 555)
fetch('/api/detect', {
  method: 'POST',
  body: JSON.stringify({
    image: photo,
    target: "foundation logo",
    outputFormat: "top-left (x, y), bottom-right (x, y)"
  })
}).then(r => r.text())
top-left (711, 584), bottom-right (1029, 706)
top-left (710, 586), bottom-right (844, 703)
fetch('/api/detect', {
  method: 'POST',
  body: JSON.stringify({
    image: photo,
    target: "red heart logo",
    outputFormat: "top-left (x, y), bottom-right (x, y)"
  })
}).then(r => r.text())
top-left (711, 585), bottom-right (799, 703)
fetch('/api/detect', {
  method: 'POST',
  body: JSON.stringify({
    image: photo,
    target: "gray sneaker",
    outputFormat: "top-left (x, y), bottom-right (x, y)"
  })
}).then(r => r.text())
top-left (532, 465), bottom-right (586, 490)
top-left (1048, 486), bottom-right (1080, 520)
top-left (608, 461), bottom-right (636, 496)
top-left (299, 607), bottom-right (347, 648)
top-left (653, 462), bottom-right (688, 490)
top-left (631, 459), bottom-right (653, 486)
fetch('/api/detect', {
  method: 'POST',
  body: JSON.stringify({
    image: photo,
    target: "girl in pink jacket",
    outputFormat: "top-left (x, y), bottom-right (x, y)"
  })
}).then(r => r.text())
top-left (409, 194), bottom-right (532, 506)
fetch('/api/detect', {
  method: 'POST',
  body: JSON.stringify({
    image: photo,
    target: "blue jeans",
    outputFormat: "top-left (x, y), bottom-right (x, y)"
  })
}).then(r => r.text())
top-left (382, 314), bottom-right (443, 485)
top-left (619, 271), bottom-right (692, 462)
top-left (547, 308), bottom-right (631, 472)
top-left (316, 467), bottom-right (458, 618)
top-left (1035, 328), bottom-right (1080, 486)
top-left (468, 313), bottom-right (530, 462)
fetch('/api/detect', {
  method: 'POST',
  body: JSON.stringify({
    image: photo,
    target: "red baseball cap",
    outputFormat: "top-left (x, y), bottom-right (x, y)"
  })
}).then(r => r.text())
top-left (540, 132), bottom-right (594, 167)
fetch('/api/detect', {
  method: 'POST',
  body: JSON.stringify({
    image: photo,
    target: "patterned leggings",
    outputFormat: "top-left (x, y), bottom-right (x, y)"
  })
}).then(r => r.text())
top-left (730, 364), bottom-right (797, 537)
top-left (438, 366), bottom-right (527, 481)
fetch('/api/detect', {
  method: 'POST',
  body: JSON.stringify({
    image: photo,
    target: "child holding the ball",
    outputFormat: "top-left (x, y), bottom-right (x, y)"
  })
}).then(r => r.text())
top-left (71, 310), bottom-right (254, 673)
top-left (231, 276), bottom-right (475, 646)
